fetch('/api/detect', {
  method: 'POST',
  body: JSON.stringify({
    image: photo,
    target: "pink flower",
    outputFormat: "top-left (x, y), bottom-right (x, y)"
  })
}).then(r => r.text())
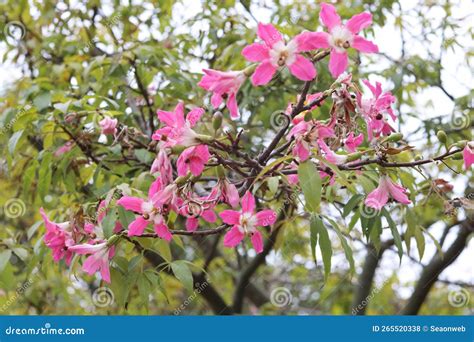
top-left (209, 179), bottom-right (240, 208)
top-left (151, 149), bottom-right (173, 184)
top-left (365, 176), bottom-right (411, 210)
top-left (99, 117), bottom-right (118, 135)
top-left (286, 120), bottom-right (334, 161)
top-left (177, 196), bottom-right (217, 232)
top-left (305, 3), bottom-right (378, 77)
top-left (152, 102), bottom-right (205, 147)
top-left (54, 141), bottom-right (74, 157)
top-left (117, 178), bottom-right (173, 241)
top-left (344, 132), bottom-right (364, 153)
top-left (285, 92), bottom-right (324, 124)
top-left (463, 142), bottom-right (474, 169)
top-left (177, 144), bottom-right (211, 177)
top-left (317, 139), bottom-right (347, 165)
top-left (68, 242), bottom-right (114, 283)
top-left (92, 200), bottom-right (122, 237)
top-left (198, 69), bottom-right (246, 119)
top-left (357, 80), bottom-right (396, 140)
top-left (40, 208), bottom-right (74, 265)
top-left (242, 23), bottom-right (323, 85)
top-left (219, 191), bottom-right (277, 253)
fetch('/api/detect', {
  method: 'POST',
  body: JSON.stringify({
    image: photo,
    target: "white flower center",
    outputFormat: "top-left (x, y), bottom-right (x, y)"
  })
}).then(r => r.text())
top-left (238, 212), bottom-right (258, 235)
top-left (329, 26), bottom-right (353, 53)
top-left (269, 40), bottom-right (297, 67)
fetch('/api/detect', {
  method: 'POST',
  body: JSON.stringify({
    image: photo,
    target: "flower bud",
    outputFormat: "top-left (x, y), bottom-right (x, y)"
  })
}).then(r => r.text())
top-left (381, 132), bottom-right (403, 143)
top-left (346, 151), bottom-right (363, 162)
top-left (213, 111), bottom-right (223, 131)
top-left (436, 130), bottom-right (447, 144)
top-left (243, 64), bottom-right (257, 77)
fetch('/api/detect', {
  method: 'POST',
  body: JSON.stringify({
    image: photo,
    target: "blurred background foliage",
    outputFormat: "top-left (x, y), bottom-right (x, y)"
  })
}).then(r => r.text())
top-left (0, 0), bottom-right (472, 315)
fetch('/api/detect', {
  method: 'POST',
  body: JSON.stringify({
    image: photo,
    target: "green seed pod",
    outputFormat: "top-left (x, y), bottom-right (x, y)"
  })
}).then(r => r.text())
top-left (346, 152), bottom-right (363, 162)
top-left (436, 130), bottom-right (448, 144)
top-left (382, 132), bottom-right (403, 143)
top-left (213, 111), bottom-right (223, 131)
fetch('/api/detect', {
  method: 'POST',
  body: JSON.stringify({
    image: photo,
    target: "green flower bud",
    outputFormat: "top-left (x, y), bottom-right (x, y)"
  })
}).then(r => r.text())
top-left (213, 111), bottom-right (223, 131)
top-left (381, 132), bottom-right (403, 143)
top-left (346, 151), bottom-right (363, 162)
top-left (436, 130), bottom-right (447, 144)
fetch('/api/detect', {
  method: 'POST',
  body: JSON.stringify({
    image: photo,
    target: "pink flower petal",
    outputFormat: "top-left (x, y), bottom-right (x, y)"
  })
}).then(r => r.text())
top-left (320, 3), bottom-right (341, 30)
top-left (202, 209), bottom-right (217, 223)
top-left (328, 50), bottom-right (348, 78)
top-left (157, 110), bottom-right (176, 127)
top-left (288, 55), bottom-right (316, 81)
top-left (154, 223), bottom-right (172, 241)
top-left (186, 218), bottom-right (199, 232)
top-left (186, 107), bottom-right (205, 127)
top-left (242, 43), bottom-right (270, 62)
top-left (352, 36), bottom-right (379, 53)
top-left (385, 178), bottom-right (411, 205)
top-left (117, 196), bottom-right (144, 213)
top-left (256, 209), bottom-right (277, 226)
top-left (294, 32), bottom-right (330, 51)
top-left (226, 92), bottom-right (240, 119)
top-left (251, 61), bottom-right (277, 86)
top-left (365, 182), bottom-right (389, 210)
top-left (174, 102), bottom-right (186, 127)
top-left (223, 226), bottom-right (245, 248)
top-left (211, 92), bottom-right (223, 108)
top-left (257, 23), bottom-right (283, 47)
top-left (251, 231), bottom-right (264, 253)
top-left (241, 191), bottom-right (256, 213)
top-left (128, 216), bottom-right (149, 236)
top-left (346, 12), bottom-right (373, 34)
top-left (463, 144), bottom-right (474, 169)
top-left (219, 210), bottom-right (241, 225)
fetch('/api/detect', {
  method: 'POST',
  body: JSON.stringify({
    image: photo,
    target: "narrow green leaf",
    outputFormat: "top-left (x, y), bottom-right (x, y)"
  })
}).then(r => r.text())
top-left (414, 225), bottom-right (425, 260)
top-left (0, 250), bottom-right (12, 272)
top-left (298, 161), bottom-right (321, 213)
top-left (325, 217), bottom-right (355, 275)
top-left (8, 130), bottom-right (24, 155)
top-left (383, 208), bottom-right (403, 262)
top-left (101, 208), bottom-right (117, 239)
top-left (311, 215), bottom-right (332, 279)
top-left (343, 194), bottom-right (364, 218)
top-left (171, 260), bottom-right (194, 292)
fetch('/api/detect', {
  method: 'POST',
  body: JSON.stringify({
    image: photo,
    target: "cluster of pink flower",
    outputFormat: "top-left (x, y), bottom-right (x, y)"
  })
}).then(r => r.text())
top-left (41, 4), bottom-right (472, 283)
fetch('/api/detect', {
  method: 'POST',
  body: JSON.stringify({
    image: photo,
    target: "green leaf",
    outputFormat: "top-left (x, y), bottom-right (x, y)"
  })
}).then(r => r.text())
top-left (309, 215), bottom-right (318, 263)
top-left (311, 215), bottom-right (332, 280)
top-left (0, 250), bottom-right (12, 272)
top-left (325, 217), bottom-right (354, 275)
top-left (101, 208), bottom-right (117, 239)
top-left (414, 225), bottom-right (425, 260)
top-left (117, 206), bottom-right (135, 229)
top-left (298, 161), bottom-right (321, 213)
top-left (343, 194), bottom-right (364, 218)
top-left (171, 260), bottom-right (194, 292)
top-left (383, 208), bottom-right (403, 262)
top-left (8, 130), bottom-right (24, 155)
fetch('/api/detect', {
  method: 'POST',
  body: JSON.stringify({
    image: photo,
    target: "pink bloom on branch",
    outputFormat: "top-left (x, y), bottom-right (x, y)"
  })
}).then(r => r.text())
top-left (242, 23), bottom-right (324, 85)
top-left (152, 102), bottom-right (205, 147)
top-left (54, 141), bottom-right (74, 157)
top-left (219, 191), bottom-right (277, 254)
top-left (99, 117), bottom-right (118, 135)
top-left (317, 139), bottom-right (347, 165)
top-left (68, 242), bottom-right (115, 283)
top-left (286, 120), bottom-right (335, 161)
top-left (151, 148), bottom-right (173, 184)
top-left (463, 142), bottom-right (474, 169)
top-left (357, 80), bottom-right (396, 140)
top-left (177, 196), bottom-right (217, 232)
top-left (39, 208), bottom-right (74, 265)
top-left (198, 69), bottom-right (246, 119)
top-left (117, 178), bottom-right (173, 241)
top-left (365, 176), bottom-right (411, 210)
top-left (344, 132), bottom-right (364, 153)
top-left (177, 144), bottom-right (211, 177)
top-left (306, 3), bottom-right (378, 78)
